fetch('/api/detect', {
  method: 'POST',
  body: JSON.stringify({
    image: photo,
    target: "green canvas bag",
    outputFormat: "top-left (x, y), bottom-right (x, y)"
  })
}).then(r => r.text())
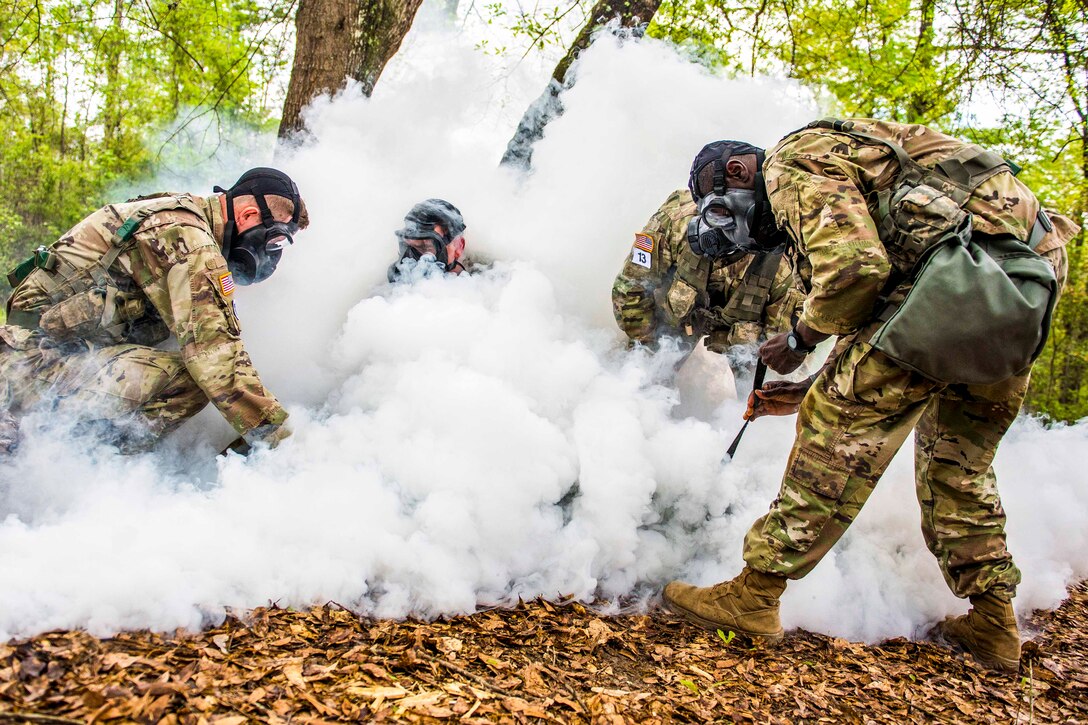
top-left (869, 220), bottom-right (1058, 384)
top-left (801, 119), bottom-right (1058, 385)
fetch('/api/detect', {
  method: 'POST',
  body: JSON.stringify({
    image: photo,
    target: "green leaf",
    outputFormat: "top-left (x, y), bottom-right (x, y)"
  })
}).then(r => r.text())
top-left (679, 679), bottom-right (699, 694)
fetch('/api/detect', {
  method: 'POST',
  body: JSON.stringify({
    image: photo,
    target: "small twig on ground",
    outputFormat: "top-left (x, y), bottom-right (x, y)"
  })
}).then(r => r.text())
top-left (0, 713), bottom-right (87, 724)
top-left (418, 652), bottom-right (519, 698)
top-left (1029, 659), bottom-right (1035, 725)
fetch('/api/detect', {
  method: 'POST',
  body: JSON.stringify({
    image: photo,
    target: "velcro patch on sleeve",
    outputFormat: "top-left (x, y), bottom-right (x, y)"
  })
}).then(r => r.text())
top-left (634, 232), bottom-right (655, 253)
top-left (218, 272), bottom-right (235, 298)
top-left (631, 232), bottom-right (654, 269)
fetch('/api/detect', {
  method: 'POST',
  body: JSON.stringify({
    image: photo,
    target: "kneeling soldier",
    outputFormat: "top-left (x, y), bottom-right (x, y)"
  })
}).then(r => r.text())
top-left (0, 168), bottom-right (309, 454)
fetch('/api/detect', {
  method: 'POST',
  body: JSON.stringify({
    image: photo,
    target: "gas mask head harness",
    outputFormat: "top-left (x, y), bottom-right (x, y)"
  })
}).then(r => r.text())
top-left (388, 199), bottom-right (466, 282)
top-left (213, 167), bottom-right (301, 285)
top-left (685, 140), bottom-right (781, 261)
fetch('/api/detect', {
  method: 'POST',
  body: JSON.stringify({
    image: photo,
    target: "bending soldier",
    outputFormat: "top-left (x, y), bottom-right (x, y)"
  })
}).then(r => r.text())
top-left (387, 199), bottom-right (470, 283)
top-left (663, 120), bottom-right (1077, 673)
top-left (611, 178), bottom-right (803, 375)
top-left (0, 168), bottom-right (308, 455)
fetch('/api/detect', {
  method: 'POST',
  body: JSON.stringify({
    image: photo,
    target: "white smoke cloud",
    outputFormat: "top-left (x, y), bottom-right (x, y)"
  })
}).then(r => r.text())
top-left (2, 19), bottom-right (1086, 644)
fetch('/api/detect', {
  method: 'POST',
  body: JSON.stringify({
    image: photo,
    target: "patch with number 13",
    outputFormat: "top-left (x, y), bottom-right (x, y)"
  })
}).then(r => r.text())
top-left (631, 232), bottom-right (654, 269)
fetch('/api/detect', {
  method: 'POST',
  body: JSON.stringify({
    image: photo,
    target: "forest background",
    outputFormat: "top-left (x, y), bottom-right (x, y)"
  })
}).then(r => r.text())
top-left (1, 0), bottom-right (1085, 420)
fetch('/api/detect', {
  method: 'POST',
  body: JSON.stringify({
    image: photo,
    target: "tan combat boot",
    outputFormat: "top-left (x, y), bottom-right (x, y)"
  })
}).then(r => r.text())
top-left (931, 592), bottom-right (1020, 673)
top-left (663, 567), bottom-right (787, 641)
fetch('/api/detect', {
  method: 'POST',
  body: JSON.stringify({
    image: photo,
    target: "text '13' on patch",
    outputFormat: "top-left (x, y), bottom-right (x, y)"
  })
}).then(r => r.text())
top-left (632, 233), bottom-right (654, 269)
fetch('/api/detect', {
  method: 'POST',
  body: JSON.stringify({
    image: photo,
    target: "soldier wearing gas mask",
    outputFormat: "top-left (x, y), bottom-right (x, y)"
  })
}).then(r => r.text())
top-left (0, 167), bottom-right (308, 455)
top-left (611, 145), bottom-right (802, 377)
top-left (387, 199), bottom-right (469, 283)
top-left (662, 121), bottom-right (1076, 674)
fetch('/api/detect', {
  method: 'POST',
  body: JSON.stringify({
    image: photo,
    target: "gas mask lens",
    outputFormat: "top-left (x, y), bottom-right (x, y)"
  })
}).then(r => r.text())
top-left (263, 222), bottom-right (297, 252)
top-left (702, 202), bottom-right (735, 229)
top-left (265, 235), bottom-right (291, 252)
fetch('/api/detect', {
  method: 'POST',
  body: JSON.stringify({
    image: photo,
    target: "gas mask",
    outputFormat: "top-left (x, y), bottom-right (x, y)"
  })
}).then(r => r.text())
top-left (387, 240), bottom-right (450, 283)
top-left (386, 198), bottom-right (466, 283)
top-left (686, 189), bottom-right (759, 262)
top-left (686, 140), bottom-right (784, 260)
top-left (224, 220), bottom-right (295, 285)
top-left (213, 168), bottom-right (302, 286)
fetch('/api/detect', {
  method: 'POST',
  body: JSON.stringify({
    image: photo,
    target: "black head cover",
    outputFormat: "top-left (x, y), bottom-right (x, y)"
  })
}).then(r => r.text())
top-left (688, 140), bottom-right (765, 201)
top-left (401, 198), bottom-right (466, 242)
top-left (214, 167), bottom-right (302, 227)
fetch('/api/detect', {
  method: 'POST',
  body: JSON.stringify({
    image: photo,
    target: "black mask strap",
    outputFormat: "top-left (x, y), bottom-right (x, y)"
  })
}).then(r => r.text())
top-left (712, 162), bottom-right (726, 195)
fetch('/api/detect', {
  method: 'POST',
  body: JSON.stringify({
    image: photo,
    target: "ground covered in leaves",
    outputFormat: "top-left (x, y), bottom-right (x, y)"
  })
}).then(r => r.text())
top-left (1, 584), bottom-right (1085, 724)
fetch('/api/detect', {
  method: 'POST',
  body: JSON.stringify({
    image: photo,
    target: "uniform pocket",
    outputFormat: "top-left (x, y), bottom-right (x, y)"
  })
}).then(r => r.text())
top-left (39, 288), bottom-right (107, 341)
top-left (829, 341), bottom-right (918, 411)
top-left (665, 278), bottom-right (698, 321)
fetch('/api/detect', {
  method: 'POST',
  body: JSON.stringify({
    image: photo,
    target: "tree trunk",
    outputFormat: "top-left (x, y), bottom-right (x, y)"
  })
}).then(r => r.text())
top-left (499, 0), bottom-right (663, 169)
top-left (279, 0), bottom-right (425, 139)
top-left (101, 0), bottom-right (124, 152)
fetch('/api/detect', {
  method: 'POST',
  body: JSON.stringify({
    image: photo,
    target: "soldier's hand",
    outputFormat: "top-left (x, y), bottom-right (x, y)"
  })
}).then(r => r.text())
top-left (222, 423), bottom-right (292, 457)
top-left (246, 423), bottom-right (292, 450)
top-left (758, 331), bottom-right (807, 374)
top-left (745, 379), bottom-right (813, 420)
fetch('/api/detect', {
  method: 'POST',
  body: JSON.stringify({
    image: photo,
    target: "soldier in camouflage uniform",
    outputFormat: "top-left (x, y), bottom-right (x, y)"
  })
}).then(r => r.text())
top-left (663, 120), bottom-right (1077, 672)
top-left (612, 185), bottom-right (803, 374)
top-left (0, 168), bottom-right (308, 455)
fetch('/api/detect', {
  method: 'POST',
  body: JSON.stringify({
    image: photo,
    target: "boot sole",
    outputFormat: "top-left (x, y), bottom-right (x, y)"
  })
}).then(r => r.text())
top-left (663, 598), bottom-right (784, 643)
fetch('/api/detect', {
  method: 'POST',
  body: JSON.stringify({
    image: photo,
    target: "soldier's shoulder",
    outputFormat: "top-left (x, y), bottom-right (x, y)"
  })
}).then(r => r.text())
top-left (770, 125), bottom-right (847, 162)
top-left (126, 195), bottom-right (217, 268)
top-left (658, 188), bottom-right (697, 221)
top-left (131, 194), bottom-right (212, 232)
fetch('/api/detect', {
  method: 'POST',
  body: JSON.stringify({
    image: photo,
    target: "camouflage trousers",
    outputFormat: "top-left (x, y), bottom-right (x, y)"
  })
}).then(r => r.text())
top-left (743, 340), bottom-right (1027, 599)
top-left (0, 325), bottom-right (207, 452)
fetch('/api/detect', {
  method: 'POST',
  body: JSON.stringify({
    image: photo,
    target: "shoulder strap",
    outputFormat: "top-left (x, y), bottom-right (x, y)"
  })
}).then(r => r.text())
top-left (805, 118), bottom-right (1015, 202)
top-left (674, 249), bottom-right (713, 307)
top-left (1028, 210), bottom-right (1052, 250)
top-left (16, 195), bottom-right (205, 307)
top-left (718, 251), bottom-right (783, 324)
top-left (99, 194), bottom-right (205, 270)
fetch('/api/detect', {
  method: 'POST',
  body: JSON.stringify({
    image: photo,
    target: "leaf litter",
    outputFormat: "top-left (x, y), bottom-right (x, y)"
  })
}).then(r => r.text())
top-left (1, 583), bottom-right (1085, 723)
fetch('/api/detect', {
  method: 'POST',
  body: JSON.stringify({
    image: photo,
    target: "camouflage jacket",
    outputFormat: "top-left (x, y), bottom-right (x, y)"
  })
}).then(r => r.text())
top-left (765, 118), bottom-right (1067, 336)
top-left (7, 194), bottom-right (287, 435)
top-left (612, 189), bottom-right (802, 351)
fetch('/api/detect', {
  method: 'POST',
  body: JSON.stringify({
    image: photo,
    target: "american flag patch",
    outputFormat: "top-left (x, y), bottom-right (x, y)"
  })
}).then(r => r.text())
top-left (634, 233), bottom-right (655, 253)
top-left (219, 272), bottom-right (235, 297)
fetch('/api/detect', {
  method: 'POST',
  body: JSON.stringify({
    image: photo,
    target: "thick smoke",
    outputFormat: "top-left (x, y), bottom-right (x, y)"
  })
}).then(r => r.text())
top-left (1, 18), bottom-right (1086, 644)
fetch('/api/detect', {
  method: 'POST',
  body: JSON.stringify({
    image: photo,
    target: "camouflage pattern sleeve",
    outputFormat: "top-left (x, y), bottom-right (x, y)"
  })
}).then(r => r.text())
top-left (611, 189), bottom-right (695, 344)
top-left (764, 134), bottom-right (893, 336)
top-left (128, 214), bottom-right (288, 435)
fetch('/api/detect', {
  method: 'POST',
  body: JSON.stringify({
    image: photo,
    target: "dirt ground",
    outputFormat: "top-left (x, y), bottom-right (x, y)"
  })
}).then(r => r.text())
top-left (1, 583), bottom-right (1085, 723)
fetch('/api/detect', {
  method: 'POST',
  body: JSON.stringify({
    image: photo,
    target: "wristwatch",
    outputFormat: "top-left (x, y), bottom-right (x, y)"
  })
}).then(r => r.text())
top-left (786, 327), bottom-right (817, 355)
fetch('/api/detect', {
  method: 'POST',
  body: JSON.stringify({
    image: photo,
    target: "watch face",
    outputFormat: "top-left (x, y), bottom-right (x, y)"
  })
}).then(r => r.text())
top-left (787, 332), bottom-right (799, 350)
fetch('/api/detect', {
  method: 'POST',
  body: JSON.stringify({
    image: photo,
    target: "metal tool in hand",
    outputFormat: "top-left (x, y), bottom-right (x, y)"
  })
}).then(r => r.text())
top-left (724, 358), bottom-right (767, 461)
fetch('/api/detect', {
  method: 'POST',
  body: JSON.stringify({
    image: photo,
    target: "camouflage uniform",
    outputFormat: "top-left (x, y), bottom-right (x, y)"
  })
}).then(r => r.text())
top-left (612, 189), bottom-right (803, 357)
top-left (743, 119), bottom-right (1075, 599)
top-left (0, 194), bottom-right (287, 449)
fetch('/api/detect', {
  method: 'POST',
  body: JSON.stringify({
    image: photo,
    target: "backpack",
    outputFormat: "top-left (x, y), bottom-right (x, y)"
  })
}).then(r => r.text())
top-left (805, 119), bottom-right (1061, 385)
